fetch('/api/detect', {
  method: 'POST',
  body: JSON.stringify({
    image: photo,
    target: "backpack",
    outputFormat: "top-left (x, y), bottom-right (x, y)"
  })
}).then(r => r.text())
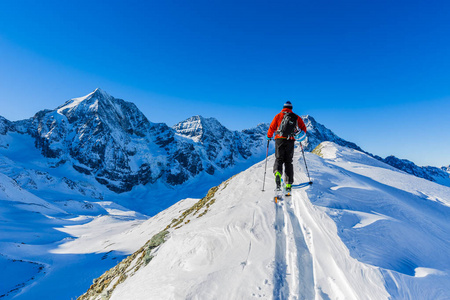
top-left (276, 112), bottom-right (298, 138)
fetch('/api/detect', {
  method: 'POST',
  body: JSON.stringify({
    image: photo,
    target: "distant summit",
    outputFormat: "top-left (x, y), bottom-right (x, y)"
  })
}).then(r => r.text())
top-left (383, 156), bottom-right (450, 186)
top-left (56, 88), bottom-right (151, 135)
top-left (57, 88), bottom-right (110, 113)
top-left (173, 115), bottom-right (229, 143)
top-left (301, 115), bottom-right (363, 152)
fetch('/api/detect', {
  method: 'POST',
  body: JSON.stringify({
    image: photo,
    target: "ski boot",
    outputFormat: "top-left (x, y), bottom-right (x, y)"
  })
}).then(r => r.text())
top-left (285, 183), bottom-right (292, 196)
top-left (274, 172), bottom-right (283, 203)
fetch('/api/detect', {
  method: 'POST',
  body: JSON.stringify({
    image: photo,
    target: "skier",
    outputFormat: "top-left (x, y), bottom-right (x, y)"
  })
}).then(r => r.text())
top-left (267, 101), bottom-right (307, 195)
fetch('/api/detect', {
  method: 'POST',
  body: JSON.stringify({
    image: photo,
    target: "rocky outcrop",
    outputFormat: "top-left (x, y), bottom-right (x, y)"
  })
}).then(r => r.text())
top-left (0, 116), bottom-right (12, 135)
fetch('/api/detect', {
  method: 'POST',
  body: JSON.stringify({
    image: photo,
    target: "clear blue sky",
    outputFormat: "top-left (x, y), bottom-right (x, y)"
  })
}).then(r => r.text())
top-left (1, 0), bottom-right (449, 167)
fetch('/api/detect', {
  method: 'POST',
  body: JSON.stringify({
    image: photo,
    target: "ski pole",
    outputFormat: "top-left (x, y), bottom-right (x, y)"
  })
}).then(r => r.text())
top-left (262, 139), bottom-right (270, 191)
top-left (299, 142), bottom-right (313, 185)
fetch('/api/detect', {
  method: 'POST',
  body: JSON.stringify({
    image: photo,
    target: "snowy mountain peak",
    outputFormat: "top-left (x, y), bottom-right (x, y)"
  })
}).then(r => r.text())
top-left (92, 87), bottom-right (109, 98)
top-left (53, 89), bottom-right (151, 136)
top-left (300, 115), bottom-right (363, 153)
top-left (56, 88), bottom-right (114, 117)
top-left (175, 115), bottom-right (225, 130)
top-left (173, 115), bottom-right (228, 142)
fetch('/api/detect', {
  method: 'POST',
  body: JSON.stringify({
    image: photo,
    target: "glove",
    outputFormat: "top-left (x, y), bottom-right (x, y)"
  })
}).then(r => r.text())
top-left (266, 136), bottom-right (272, 141)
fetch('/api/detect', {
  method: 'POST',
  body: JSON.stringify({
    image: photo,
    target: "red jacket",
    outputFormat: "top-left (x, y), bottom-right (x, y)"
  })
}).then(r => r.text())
top-left (268, 108), bottom-right (307, 139)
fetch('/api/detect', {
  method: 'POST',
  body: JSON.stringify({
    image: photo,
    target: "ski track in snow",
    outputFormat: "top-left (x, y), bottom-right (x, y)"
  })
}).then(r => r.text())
top-left (273, 196), bottom-right (316, 300)
top-left (286, 194), bottom-right (315, 300)
top-left (273, 200), bottom-right (288, 299)
top-left (272, 157), bottom-right (315, 300)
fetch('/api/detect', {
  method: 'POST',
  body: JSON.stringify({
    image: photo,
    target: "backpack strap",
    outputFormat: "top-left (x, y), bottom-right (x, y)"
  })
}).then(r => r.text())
top-left (275, 111), bottom-right (287, 136)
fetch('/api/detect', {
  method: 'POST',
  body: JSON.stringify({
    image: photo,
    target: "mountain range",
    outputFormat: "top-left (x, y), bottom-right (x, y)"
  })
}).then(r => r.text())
top-left (1, 88), bottom-right (448, 197)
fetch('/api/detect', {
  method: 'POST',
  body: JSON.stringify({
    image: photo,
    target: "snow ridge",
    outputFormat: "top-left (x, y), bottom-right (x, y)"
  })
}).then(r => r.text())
top-left (78, 141), bottom-right (450, 300)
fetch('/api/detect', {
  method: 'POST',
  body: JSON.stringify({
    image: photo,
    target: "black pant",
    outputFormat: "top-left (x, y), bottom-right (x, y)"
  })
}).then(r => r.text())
top-left (273, 139), bottom-right (295, 184)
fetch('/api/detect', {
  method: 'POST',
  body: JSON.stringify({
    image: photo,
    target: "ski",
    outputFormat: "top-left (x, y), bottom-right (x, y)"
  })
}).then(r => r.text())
top-left (274, 187), bottom-right (283, 204)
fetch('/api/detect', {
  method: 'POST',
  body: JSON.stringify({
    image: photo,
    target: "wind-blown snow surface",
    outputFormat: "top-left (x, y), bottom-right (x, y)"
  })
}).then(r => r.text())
top-left (0, 169), bottom-right (148, 299)
top-left (79, 141), bottom-right (450, 300)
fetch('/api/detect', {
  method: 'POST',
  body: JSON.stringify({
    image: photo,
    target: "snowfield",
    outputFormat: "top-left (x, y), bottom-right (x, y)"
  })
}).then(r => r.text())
top-left (77, 142), bottom-right (449, 300)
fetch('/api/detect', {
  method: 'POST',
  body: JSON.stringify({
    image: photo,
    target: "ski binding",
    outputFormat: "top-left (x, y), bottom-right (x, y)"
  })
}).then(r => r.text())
top-left (274, 188), bottom-right (283, 203)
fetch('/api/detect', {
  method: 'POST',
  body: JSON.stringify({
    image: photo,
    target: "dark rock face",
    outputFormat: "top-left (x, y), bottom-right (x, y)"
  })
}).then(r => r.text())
top-left (0, 116), bottom-right (12, 135)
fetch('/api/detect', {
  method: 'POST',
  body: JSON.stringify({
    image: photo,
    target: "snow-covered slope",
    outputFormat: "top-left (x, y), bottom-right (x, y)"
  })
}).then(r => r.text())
top-left (0, 169), bottom-right (148, 299)
top-left (78, 141), bottom-right (450, 300)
